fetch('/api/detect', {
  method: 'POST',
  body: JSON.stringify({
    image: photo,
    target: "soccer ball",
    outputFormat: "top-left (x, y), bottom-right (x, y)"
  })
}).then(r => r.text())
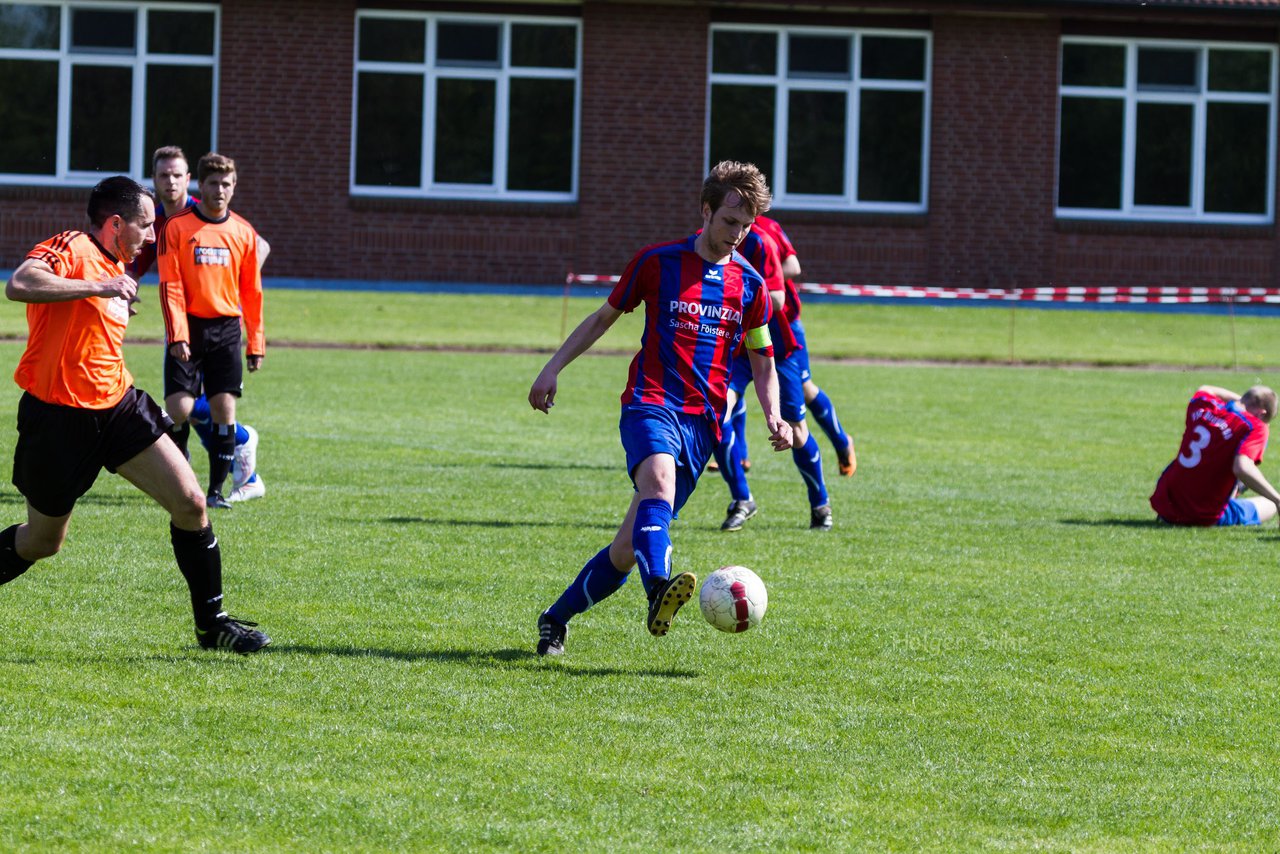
top-left (699, 565), bottom-right (768, 633)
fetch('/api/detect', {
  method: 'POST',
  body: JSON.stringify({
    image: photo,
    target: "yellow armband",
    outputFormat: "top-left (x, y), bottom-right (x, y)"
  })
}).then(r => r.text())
top-left (744, 325), bottom-right (772, 350)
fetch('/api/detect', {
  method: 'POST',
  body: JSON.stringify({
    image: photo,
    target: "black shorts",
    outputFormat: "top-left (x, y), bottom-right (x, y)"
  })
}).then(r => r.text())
top-left (12, 388), bottom-right (173, 517)
top-left (164, 315), bottom-right (244, 399)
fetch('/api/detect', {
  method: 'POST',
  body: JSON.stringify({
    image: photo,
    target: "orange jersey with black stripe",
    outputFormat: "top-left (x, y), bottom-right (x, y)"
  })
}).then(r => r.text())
top-left (15, 231), bottom-right (135, 409)
top-left (157, 206), bottom-right (264, 354)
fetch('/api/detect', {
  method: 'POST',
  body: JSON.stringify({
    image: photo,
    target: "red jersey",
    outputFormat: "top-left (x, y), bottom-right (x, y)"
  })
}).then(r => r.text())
top-left (1150, 391), bottom-right (1268, 525)
top-left (754, 215), bottom-right (803, 323)
top-left (15, 231), bottom-right (134, 409)
top-left (739, 225), bottom-right (801, 357)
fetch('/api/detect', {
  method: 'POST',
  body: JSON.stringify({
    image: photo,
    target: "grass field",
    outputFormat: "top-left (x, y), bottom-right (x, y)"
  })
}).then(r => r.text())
top-left (1, 291), bottom-right (1278, 850)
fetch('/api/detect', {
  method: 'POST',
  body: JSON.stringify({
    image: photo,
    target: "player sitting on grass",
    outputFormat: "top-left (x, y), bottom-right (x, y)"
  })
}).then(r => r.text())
top-left (1150, 384), bottom-right (1280, 527)
top-left (528, 161), bottom-right (793, 656)
top-left (187, 394), bottom-right (264, 502)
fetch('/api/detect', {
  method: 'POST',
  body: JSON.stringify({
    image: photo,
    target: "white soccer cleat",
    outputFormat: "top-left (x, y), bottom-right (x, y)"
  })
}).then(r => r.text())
top-left (228, 476), bottom-right (266, 503)
top-left (232, 424), bottom-right (259, 489)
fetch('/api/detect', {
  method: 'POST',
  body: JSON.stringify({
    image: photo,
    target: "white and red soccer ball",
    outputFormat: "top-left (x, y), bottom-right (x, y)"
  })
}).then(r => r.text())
top-left (699, 565), bottom-right (768, 633)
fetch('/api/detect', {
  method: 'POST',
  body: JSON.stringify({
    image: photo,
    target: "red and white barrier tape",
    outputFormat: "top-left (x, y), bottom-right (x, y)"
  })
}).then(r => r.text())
top-left (565, 274), bottom-right (1280, 305)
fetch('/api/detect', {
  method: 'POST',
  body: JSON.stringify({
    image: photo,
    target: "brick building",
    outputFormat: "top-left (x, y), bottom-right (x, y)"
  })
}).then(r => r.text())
top-left (1, 0), bottom-right (1278, 289)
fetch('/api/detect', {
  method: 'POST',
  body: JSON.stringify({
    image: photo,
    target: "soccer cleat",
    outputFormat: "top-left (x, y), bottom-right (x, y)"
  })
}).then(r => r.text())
top-left (232, 425), bottom-right (259, 490)
top-left (837, 438), bottom-right (857, 477)
top-left (810, 504), bottom-right (833, 531)
top-left (195, 613), bottom-right (271, 654)
top-left (205, 491), bottom-right (232, 510)
top-left (228, 475), bottom-right (266, 503)
top-left (646, 572), bottom-right (697, 637)
top-left (536, 612), bottom-right (567, 656)
top-left (720, 499), bottom-right (758, 532)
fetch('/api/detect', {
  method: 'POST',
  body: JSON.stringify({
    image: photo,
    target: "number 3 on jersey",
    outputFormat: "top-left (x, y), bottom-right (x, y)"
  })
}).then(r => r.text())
top-left (1178, 425), bottom-right (1211, 468)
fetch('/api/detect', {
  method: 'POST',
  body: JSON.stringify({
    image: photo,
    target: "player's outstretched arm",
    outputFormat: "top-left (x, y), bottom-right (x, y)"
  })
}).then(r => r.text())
top-left (1198, 385), bottom-right (1240, 401)
top-left (8, 259), bottom-right (137, 304)
top-left (529, 302), bottom-right (623, 413)
top-left (1233, 455), bottom-right (1280, 525)
top-left (747, 348), bottom-right (793, 450)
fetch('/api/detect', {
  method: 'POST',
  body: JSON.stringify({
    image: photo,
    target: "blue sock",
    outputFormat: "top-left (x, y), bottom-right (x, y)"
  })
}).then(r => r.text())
top-left (546, 547), bottom-right (629, 625)
top-left (632, 498), bottom-right (673, 598)
top-left (189, 395), bottom-right (214, 449)
top-left (809, 389), bottom-right (850, 453)
top-left (235, 423), bottom-right (250, 445)
top-left (713, 429), bottom-right (751, 502)
top-left (731, 397), bottom-right (749, 463)
top-left (792, 433), bottom-right (829, 508)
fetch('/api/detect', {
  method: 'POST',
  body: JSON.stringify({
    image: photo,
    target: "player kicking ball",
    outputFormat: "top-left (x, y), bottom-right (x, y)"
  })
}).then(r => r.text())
top-left (528, 161), bottom-right (792, 656)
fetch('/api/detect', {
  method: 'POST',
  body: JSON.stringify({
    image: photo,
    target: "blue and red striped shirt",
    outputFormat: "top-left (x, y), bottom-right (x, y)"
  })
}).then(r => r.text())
top-left (738, 225), bottom-right (802, 358)
top-left (609, 235), bottom-right (773, 435)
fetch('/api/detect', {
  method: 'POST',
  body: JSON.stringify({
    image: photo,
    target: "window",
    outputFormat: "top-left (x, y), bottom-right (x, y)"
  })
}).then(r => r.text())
top-left (0, 2), bottom-right (218, 184)
top-left (707, 24), bottom-right (930, 212)
top-left (353, 12), bottom-right (580, 200)
top-left (1058, 37), bottom-right (1277, 223)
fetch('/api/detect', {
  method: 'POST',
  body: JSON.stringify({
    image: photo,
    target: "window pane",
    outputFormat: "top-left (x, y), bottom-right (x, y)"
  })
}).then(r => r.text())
top-left (1134, 102), bottom-right (1192, 206)
top-left (1137, 47), bottom-right (1197, 91)
top-left (1205, 102), bottom-right (1268, 213)
top-left (1062, 43), bottom-right (1124, 87)
top-left (507, 78), bottom-right (573, 191)
top-left (786, 89), bottom-right (846, 194)
top-left (511, 24), bottom-right (574, 69)
top-left (708, 84), bottom-right (775, 175)
top-left (355, 72), bottom-right (423, 186)
top-left (359, 17), bottom-right (424, 63)
top-left (72, 8), bottom-right (135, 53)
top-left (1208, 49), bottom-right (1270, 94)
top-left (436, 22), bottom-right (499, 68)
top-left (861, 36), bottom-right (925, 81)
top-left (788, 35), bottom-right (850, 79)
top-left (146, 65), bottom-right (212, 176)
top-left (712, 30), bottom-right (776, 76)
top-left (434, 77), bottom-right (495, 184)
top-left (1058, 96), bottom-right (1122, 208)
top-left (0, 4), bottom-right (59, 50)
top-left (0, 59), bottom-right (57, 173)
top-left (70, 65), bottom-right (132, 171)
top-left (148, 10), bottom-right (214, 55)
top-left (858, 90), bottom-right (922, 202)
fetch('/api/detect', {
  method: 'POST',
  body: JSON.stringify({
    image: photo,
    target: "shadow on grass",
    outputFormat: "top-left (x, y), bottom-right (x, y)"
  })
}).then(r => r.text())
top-left (1060, 517), bottom-right (1165, 528)
top-left (377, 516), bottom-right (616, 530)
top-left (270, 643), bottom-right (699, 678)
top-left (0, 491), bottom-right (153, 508)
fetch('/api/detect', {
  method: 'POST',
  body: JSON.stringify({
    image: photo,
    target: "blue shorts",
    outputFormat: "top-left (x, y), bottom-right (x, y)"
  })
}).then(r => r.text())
top-left (728, 352), bottom-right (752, 398)
top-left (619, 404), bottom-right (715, 515)
top-left (1217, 498), bottom-right (1262, 527)
top-left (776, 332), bottom-right (809, 423)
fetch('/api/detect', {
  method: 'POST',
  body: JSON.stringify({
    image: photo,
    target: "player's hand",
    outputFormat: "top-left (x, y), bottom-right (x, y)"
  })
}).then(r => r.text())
top-left (99, 274), bottom-right (138, 303)
top-left (529, 367), bottom-right (558, 413)
top-left (766, 415), bottom-right (794, 451)
top-left (127, 293), bottom-right (141, 317)
top-left (169, 341), bottom-right (191, 362)
top-left (247, 354), bottom-right (264, 372)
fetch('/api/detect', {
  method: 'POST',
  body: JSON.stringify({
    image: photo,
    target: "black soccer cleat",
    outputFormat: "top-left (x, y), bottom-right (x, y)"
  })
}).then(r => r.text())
top-left (537, 612), bottom-right (566, 656)
top-left (810, 504), bottom-right (833, 531)
top-left (720, 499), bottom-right (758, 532)
top-left (205, 492), bottom-right (232, 510)
top-left (646, 572), bottom-right (697, 637)
top-left (195, 613), bottom-right (271, 654)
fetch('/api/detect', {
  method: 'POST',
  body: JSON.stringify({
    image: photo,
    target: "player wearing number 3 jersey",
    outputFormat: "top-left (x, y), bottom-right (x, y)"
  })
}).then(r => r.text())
top-left (1150, 385), bottom-right (1280, 526)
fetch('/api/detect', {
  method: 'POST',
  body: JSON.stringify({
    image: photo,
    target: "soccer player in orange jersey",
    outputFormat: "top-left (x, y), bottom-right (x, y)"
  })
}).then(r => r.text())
top-left (0, 176), bottom-right (270, 653)
top-left (158, 152), bottom-right (265, 509)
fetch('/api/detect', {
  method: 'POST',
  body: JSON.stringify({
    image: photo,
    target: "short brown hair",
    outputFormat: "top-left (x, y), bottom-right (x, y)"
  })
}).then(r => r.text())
top-left (701, 161), bottom-right (772, 218)
top-left (1242, 385), bottom-right (1277, 423)
top-left (152, 145), bottom-right (188, 174)
top-left (197, 152), bottom-right (237, 182)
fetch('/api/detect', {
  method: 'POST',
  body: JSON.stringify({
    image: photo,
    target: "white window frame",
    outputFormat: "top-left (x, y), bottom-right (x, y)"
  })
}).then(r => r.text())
top-left (706, 22), bottom-right (931, 213)
top-left (1057, 36), bottom-right (1278, 224)
top-left (350, 10), bottom-right (582, 202)
top-left (0, 0), bottom-right (220, 187)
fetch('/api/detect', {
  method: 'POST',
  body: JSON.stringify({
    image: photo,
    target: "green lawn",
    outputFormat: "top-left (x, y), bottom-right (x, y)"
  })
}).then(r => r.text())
top-left (0, 292), bottom-right (1277, 849)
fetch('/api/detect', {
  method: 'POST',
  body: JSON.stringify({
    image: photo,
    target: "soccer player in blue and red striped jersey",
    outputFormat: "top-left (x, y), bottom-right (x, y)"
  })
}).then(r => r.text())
top-left (528, 161), bottom-right (793, 656)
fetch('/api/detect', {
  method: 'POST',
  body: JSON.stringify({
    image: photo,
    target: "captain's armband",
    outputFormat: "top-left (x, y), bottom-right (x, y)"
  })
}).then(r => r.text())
top-left (744, 325), bottom-right (772, 351)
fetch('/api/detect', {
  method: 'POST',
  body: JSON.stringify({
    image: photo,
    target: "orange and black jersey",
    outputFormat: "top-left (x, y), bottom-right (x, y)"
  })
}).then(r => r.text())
top-left (158, 205), bottom-right (264, 355)
top-left (16, 230), bottom-right (135, 409)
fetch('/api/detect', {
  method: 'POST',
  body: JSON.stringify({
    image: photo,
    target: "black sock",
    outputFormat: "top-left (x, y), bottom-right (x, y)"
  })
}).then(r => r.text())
top-left (171, 422), bottom-right (190, 459)
top-left (207, 423), bottom-right (235, 496)
top-left (0, 524), bottom-right (33, 586)
top-left (171, 523), bottom-right (223, 628)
